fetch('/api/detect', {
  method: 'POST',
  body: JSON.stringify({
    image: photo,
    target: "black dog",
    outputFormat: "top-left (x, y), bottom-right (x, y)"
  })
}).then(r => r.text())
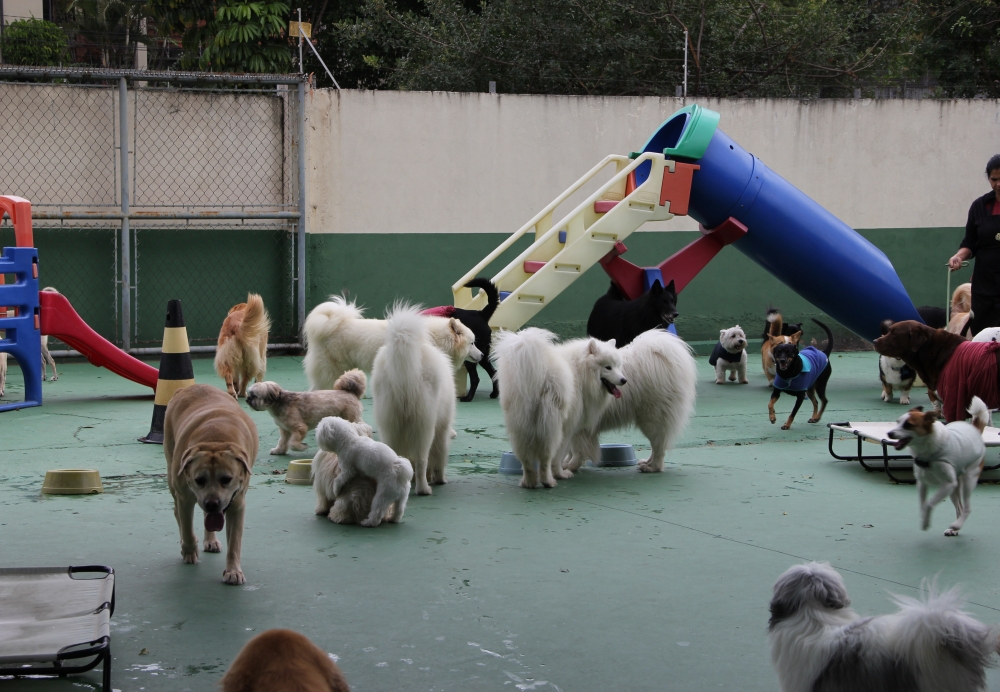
top-left (453, 278), bottom-right (500, 402)
top-left (768, 319), bottom-right (834, 430)
top-left (915, 305), bottom-right (947, 329)
top-left (586, 280), bottom-right (678, 347)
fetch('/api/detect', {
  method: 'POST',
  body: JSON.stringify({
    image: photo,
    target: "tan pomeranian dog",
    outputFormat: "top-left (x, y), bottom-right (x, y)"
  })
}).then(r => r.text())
top-left (215, 293), bottom-right (270, 398)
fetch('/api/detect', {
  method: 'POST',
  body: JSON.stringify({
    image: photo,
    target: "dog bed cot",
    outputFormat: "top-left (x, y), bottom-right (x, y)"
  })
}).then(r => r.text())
top-left (0, 566), bottom-right (115, 690)
top-left (827, 422), bottom-right (1000, 484)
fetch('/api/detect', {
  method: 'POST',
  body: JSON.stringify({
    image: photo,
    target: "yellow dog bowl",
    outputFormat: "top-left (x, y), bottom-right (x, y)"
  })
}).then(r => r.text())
top-left (42, 469), bottom-right (104, 495)
top-left (285, 460), bottom-right (313, 485)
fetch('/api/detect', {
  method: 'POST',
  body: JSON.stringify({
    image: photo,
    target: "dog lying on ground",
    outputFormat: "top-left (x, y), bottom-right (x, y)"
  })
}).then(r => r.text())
top-left (768, 562), bottom-right (997, 692)
top-left (215, 293), bottom-right (270, 398)
top-left (423, 278), bottom-right (500, 401)
top-left (710, 325), bottom-right (748, 384)
top-left (221, 628), bottom-right (350, 692)
top-left (761, 309), bottom-right (802, 385)
top-left (888, 397), bottom-right (988, 536)
top-left (873, 320), bottom-right (1000, 421)
top-left (314, 417), bottom-right (412, 527)
top-left (493, 329), bottom-right (626, 488)
top-left (768, 320), bottom-right (833, 430)
top-left (303, 295), bottom-right (480, 390)
top-left (586, 280), bottom-right (678, 347)
top-left (878, 319), bottom-right (917, 405)
top-left (565, 328), bottom-right (698, 474)
top-left (246, 370), bottom-right (365, 455)
top-left (371, 305), bottom-right (456, 496)
top-left (164, 384), bottom-right (258, 585)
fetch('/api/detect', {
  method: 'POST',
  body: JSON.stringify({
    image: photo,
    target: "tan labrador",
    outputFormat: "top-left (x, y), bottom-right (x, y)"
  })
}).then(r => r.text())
top-left (164, 384), bottom-right (258, 585)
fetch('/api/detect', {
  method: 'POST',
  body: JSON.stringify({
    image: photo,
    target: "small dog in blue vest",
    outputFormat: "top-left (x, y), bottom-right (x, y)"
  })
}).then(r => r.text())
top-left (768, 320), bottom-right (834, 430)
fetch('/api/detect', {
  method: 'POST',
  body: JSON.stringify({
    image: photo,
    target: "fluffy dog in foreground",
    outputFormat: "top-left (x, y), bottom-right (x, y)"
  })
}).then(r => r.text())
top-left (215, 293), bottom-right (270, 398)
top-left (769, 562), bottom-right (996, 692)
top-left (887, 397), bottom-right (988, 536)
top-left (494, 329), bottom-right (626, 488)
top-left (303, 295), bottom-right (480, 390)
top-left (314, 417), bottom-right (412, 527)
top-left (710, 325), bottom-right (748, 384)
top-left (221, 628), bottom-right (350, 692)
top-left (566, 329), bottom-right (698, 473)
top-left (164, 384), bottom-right (258, 585)
top-left (246, 370), bottom-right (365, 455)
top-left (371, 305), bottom-right (456, 495)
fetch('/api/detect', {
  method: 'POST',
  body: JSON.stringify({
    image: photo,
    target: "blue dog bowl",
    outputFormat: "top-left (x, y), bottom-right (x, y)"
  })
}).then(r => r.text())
top-left (597, 443), bottom-right (638, 467)
top-left (499, 451), bottom-right (528, 475)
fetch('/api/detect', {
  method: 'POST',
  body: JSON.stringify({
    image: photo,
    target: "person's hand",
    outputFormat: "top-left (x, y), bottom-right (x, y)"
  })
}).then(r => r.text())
top-left (948, 255), bottom-right (964, 271)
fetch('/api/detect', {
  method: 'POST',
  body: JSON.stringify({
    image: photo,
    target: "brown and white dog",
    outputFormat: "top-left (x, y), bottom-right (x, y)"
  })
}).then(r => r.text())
top-left (246, 369), bottom-right (365, 455)
top-left (215, 293), bottom-right (270, 398)
top-left (221, 628), bottom-right (350, 692)
top-left (761, 309), bottom-right (803, 385)
top-left (164, 384), bottom-right (258, 585)
top-left (886, 397), bottom-right (988, 536)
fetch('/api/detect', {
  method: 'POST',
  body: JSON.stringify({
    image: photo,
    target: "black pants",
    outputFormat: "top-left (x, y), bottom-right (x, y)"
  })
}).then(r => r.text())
top-left (970, 291), bottom-right (1000, 336)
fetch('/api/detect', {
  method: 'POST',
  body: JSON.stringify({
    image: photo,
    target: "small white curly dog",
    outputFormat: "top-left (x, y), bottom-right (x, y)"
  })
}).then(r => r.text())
top-left (314, 417), bottom-right (413, 527)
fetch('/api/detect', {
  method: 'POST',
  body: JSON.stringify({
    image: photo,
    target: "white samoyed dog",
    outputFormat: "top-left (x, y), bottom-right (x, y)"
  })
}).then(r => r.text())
top-left (314, 417), bottom-right (413, 527)
top-left (371, 304), bottom-right (456, 496)
top-left (493, 329), bottom-right (626, 489)
top-left (303, 295), bottom-right (481, 390)
top-left (710, 325), bottom-right (748, 384)
top-left (566, 329), bottom-right (697, 473)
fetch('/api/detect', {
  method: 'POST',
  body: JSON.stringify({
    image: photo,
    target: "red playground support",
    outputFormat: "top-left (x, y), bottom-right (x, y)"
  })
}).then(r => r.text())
top-left (599, 217), bottom-right (748, 300)
top-left (39, 290), bottom-right (158, 391)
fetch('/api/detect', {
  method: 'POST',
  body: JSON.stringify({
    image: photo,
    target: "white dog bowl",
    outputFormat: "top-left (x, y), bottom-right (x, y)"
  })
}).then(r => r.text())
top-left (597, 443), bottom-right (638, 467)
top-left (285, 460), bottom-right (313, 485)
top-left (42, 469), bottom-right (104, 495)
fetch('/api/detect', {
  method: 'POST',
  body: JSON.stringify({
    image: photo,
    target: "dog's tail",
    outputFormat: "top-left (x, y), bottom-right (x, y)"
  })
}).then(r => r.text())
top-left (889, 583), bottom-right (997, 686)
top-left (241, 293), bottom-right (271, 344)
top-left (302, 295), bottom-right (364, 346)
top-left (466, 278), bottom-right (500, 322)
top-left (812, 319), bottom-right (833, 357)
top-left (968, 396), bottom-right (989, 433)
top-left (333, 368), bottom-right (367, 398)
top-left (493, 328), bottom-right (565, 407)
top-left (379, 302), bottom-right (428, 374)
top-left (765, 308), bottom-right (783, 339)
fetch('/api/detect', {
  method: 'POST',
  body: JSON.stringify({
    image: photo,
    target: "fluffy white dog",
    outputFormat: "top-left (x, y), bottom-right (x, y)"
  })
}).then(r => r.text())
top-left (566, 329), bottom-right (697, 473)
top-left (371, 304), bottom-right (456, 496)
top-left (769, 562), bottom-right (997, 692)
top-left (709, 325), bottom-right (748, 384)
top-left (493, 329), bottom-right (625, 488)
top-left (314, 417), bottom-right (413, 527)
top-left (303, 295), bottom-right (481, 390)
top-left (887, 397), bottom-right (988, 536)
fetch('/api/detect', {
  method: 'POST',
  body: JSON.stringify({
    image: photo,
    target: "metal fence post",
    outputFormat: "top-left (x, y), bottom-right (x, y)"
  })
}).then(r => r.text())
top-left (118, 76), bottom-right (131, 351)
top-left (296, 80), bottom-right (306, 338)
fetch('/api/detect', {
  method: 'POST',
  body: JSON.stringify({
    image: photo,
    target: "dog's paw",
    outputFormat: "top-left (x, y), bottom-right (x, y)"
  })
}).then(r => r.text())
top-left (715, 379), bottom-right (725, 385)
top-left (637, 461), bottom-right (663, 473)
top-left (182, 549), bottom-right (199, 564)
top-left (415, 483), bottom-right (433, 496)
top-left (291, 442), bottom-right (308, 452)
top-left (541, 478), bottom-right (557, 488)
top-left (739, 379), bottom-right (749, 384)
top-left (203, 538), bottom-right (222, 553)
top-left (921, 514), bottom-right (931, 531)
top-left (944, 528), bottom-right (960, 536)
top-left (360, 517), bottom-right (382, 528)
top-left (808, 417), bottom-right (819, 424)
top-left (269, 447), bottom-right (286, 456)
top-left (51, 375), bottom-right (58, 382)
top-left (881, 392), bottom-right (890, 402)
top-left (900, 395), bottom-right (910, 405)
top-left (780, 424), bottom-right (791, 430)
top-left (222, 569), bottom-right (246, 585)
top-left (519, 477), bottom-right (538, 489)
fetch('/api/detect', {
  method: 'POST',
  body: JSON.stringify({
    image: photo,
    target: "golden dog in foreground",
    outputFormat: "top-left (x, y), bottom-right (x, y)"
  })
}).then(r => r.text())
top-left (165, 384), bottom-right (258, 585)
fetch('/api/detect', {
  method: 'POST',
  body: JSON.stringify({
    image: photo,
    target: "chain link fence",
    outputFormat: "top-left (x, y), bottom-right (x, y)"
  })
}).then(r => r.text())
top-left (0, 68), bottom-right (306, 353)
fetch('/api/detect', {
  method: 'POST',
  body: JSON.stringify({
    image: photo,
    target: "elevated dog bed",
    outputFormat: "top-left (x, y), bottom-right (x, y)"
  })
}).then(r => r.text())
top-left (0, 566), bottom-right (115, 690)
top-left (828, 422), bottom-right (1000, 484)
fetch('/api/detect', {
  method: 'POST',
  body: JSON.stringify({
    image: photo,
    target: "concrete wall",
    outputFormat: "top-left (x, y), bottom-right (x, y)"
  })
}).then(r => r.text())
top-left (304, 91), bottom-right (1000, 235)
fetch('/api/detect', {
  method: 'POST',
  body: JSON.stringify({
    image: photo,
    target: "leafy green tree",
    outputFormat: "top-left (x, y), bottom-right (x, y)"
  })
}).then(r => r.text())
top-left (64, 0), bottom-right (149, 67)
top-left (908, 0), bottom-right (1000, 97)
top-left (1, 18), bottom-right (69, 66)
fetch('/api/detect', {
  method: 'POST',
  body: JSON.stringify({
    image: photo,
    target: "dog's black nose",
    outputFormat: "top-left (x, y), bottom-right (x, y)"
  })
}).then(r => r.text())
top-left (619, 377), bottom-right (627, 385)
top-left (671, 311), bottom-right (679, 318)
top-left (204, 499), bottom-right (221, 513)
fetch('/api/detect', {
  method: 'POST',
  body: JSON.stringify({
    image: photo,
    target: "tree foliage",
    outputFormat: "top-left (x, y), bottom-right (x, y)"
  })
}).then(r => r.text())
top-left (1, 18), bottom-right (69, 66)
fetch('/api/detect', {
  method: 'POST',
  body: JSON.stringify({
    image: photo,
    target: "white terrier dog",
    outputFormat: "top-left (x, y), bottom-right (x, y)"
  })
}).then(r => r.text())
top-left (886, 396), bottom-right (988, 536)
top-left (493, 329), bottom-right (625, 488)
top-left (709, 325), bottom-right (748, 384)
top-left (769, 562), bottom-right (997, 692)
top-left (371, 304), bottom-right (456, 496)
top-left (315, 417), bottom-right (413, 527)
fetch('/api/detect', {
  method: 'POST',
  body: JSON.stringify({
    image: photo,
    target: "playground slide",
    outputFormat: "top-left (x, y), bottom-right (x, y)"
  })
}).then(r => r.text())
top-left (635, 105), bottom-right (921, 342)
top-left (39, 291), bottom-right (158, 391)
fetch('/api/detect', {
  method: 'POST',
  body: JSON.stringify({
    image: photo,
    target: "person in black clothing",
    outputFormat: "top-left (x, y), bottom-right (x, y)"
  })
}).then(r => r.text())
top-left (949, 155), bottom-right (1000, 334)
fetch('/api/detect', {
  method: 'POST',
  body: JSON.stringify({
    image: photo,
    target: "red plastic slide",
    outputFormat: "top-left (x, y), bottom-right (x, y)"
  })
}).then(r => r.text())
top-left (39, 291), bottom-right (158, 391)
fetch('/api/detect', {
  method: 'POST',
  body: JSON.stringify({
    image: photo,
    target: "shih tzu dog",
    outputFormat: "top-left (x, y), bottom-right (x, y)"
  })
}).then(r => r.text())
top-left (769, 562), bottom-right (997, 692)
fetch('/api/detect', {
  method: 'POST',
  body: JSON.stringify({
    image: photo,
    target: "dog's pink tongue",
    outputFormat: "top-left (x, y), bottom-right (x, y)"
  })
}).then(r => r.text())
top-left (205, 511), bottom-right (225, 532)
top-left (612, 386), bottom-right (622, 399)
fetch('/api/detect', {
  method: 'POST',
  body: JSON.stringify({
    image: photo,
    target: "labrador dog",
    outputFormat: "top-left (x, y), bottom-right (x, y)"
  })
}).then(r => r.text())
top-left (164, 384), bottom-right (258, 585)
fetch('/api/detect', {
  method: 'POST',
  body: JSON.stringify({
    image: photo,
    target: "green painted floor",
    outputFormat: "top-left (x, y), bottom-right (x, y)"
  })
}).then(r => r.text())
top-left (3, 353), bottom-right (1000, 691)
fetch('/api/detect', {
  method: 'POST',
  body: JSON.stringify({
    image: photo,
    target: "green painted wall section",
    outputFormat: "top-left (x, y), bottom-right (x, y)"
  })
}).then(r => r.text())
top-left (307, 228), bottom-right (975, 349)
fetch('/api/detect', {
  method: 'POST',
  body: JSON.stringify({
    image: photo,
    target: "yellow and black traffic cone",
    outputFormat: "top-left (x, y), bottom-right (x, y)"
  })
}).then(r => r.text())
top-left (139, 299), bottom-right (195, 444)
